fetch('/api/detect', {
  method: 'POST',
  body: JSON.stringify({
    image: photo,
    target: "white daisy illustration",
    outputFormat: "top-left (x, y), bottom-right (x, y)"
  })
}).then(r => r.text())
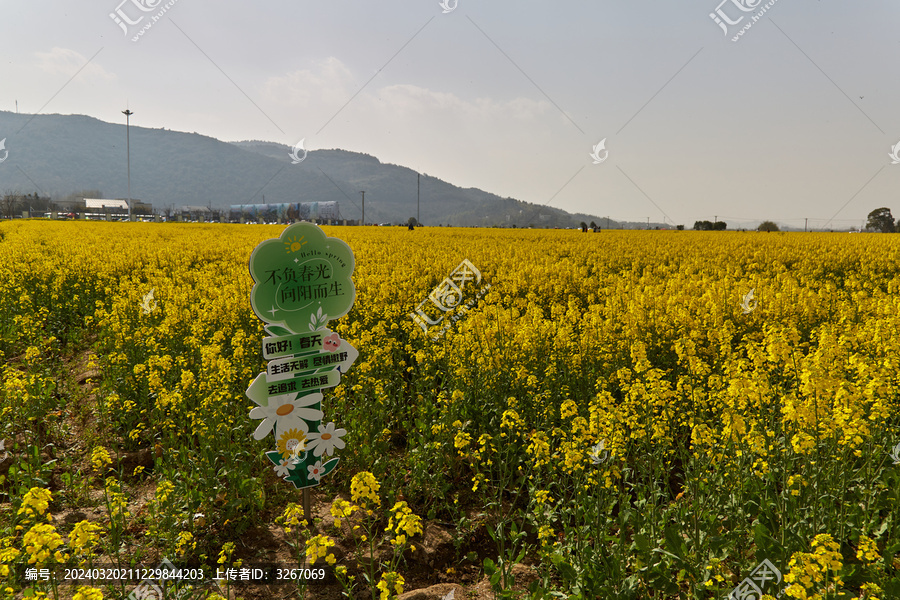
top-left (305, 422), bottom-right (347, 457)
top-left (274, 458), bottom-right (293, 477)
top-left (308, 460), bottom-right (325, 482)
top-left (249, 392), bottom-right (324, 440)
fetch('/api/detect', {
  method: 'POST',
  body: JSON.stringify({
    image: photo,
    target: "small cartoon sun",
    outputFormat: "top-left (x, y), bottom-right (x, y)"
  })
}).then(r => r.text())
top-left (285, 235), bottom-right (307, 254)
top-left (278, 428), bottom-right (307, 458)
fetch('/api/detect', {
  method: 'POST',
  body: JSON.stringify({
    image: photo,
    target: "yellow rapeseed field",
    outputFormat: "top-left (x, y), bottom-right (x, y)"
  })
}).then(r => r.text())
top-left (1, 220), bottom-right (899, 599)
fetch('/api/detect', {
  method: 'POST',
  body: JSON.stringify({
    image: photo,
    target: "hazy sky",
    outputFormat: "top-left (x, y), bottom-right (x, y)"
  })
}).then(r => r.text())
top-left (1, 1), bottom-right (898, 228)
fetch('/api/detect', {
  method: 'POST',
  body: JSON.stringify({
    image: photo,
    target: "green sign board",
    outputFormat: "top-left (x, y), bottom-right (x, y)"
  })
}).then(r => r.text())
top-left (246, 223), bottom-right (357, 490)
top-left (246, 370), bottom-right (342, 404)
top-left (249, 223), bottom-right (355, 334)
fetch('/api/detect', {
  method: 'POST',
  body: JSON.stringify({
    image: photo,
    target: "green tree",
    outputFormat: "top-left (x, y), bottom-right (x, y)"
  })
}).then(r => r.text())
top-left (757, 221), bottom-right (779, 232)
top-left (867, 207), bottom-right (895, 232)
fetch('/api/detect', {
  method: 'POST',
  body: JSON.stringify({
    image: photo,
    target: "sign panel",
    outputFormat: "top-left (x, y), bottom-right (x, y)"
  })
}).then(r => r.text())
top-left (245, 222), bottom-right (356, 490)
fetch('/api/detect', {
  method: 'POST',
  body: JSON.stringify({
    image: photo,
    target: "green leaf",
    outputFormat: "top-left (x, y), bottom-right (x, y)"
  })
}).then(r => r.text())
top-left (264, 324), bottom-right (293, 337)
top-left (664, 524), bottom-right (685, 560)
top-left (484, 557), bottom-right (497, 577)
top-left (550, 553), bottom-right (578, 583)
top-left (527, 581), bottom-right (546, 600)
top-left (554, 558), bottom-right (578, 583)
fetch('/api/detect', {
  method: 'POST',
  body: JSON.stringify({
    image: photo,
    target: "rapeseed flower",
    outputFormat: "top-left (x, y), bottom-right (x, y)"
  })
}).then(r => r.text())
top-left (387, 501), bottom-right (422, 548)
top-left (17, 487), bottom-right (52, 520)
top-left (72, 586), bottom-right (104, 600)
top-left (376, 571), bottom-right (404, 600)
top-left (350, 471), bottom-right (380, 508)
top-left (305, 534), bottom-right (336, 565)
top-left (23, 523), bottom-right (66, 564)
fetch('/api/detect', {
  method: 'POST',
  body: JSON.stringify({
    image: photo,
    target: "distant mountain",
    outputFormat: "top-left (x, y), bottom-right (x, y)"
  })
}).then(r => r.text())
top-left (0, 110), bottom-right (622, 227)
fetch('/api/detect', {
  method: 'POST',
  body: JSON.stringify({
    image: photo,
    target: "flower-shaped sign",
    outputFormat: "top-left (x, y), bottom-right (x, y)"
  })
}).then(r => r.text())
top-left (248, 222), bottom-right (355, 334)
top-left (246, 222), bottom-right (357, 491)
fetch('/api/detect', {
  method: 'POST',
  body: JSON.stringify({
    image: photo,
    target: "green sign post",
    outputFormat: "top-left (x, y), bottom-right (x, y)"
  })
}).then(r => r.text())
top-left (246, 223), bottom-right (357, 514)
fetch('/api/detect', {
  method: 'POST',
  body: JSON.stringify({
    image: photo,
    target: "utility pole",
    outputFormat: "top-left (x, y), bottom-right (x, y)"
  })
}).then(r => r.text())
top-left (360, 191), bottom-right (365, 226)
top-left (417, 173), bottom-right (420, 225)
top-left (647, 216), bottom-right (650, 229)
top-left (805, 218), bottom-right (808, 232)
top-left (122, 108), bottom-right (134, 221)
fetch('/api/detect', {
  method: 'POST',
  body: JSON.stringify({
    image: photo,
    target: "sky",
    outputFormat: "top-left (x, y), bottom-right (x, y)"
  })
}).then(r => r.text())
top-left (1, 0), bottom-right (898, 229)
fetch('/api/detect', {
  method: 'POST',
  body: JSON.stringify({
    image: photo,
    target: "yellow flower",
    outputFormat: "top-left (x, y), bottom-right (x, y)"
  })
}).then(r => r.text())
top-left (23, 522), bottom-right (66, 565)
top-left (538, 524), bottom-right (555, 547)
top-left (72, 586), bottom-right (104, 600)
top-left (454, 431), bottom-right (472, 454)
top-left (69, 521), bottom-right (103, 555)
top-left (330, 498), bottom-right (356, 530)
top-left (104, 478), bottom-right (130, 521)
top-left (154, 480), bottom-right (174, 504)
top-left (90, 446), bottom-right (112, 471)
top-left (560, 399), bottom-right (578, 420)
top-left (281, 503), bottom-right (304, 528)
top-left (783, 534), bottom-right (844, 597)
top-left (305, 534), bottom-right (335, 565)
top-left (350, 471), bottom-right (381, 508)
top-left (218, 542), bottom-right (235, 565)
top-left (17, 487), bottom-right (52, 519)
top-left (175, 531), bottom-right (195, 556)
top-left (857, 535), bottom-right (880, 563)
top-left (388, 501), bottom-right (422, 548)
top-left (533, 490), bottom-right (552, 506)
top-left (376, 571), bottom-right (405, 600)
